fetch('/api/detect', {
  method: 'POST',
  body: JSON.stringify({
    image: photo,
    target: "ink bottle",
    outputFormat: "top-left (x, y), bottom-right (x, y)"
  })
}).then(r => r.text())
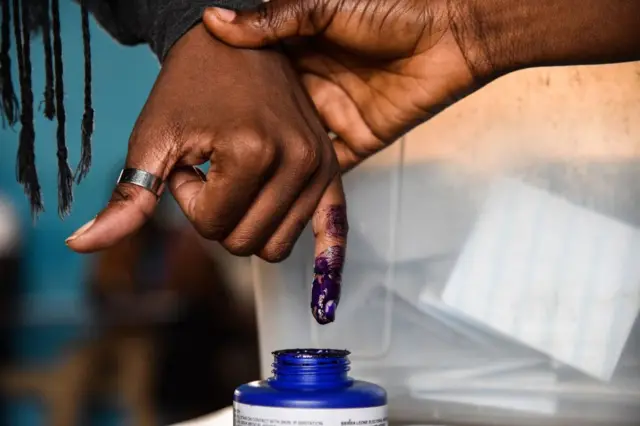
top-left (234, 349), bottom-right (388, 426)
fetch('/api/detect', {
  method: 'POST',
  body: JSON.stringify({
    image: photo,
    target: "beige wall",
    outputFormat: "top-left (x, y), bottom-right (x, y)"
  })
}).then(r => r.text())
top-left (363, 62), bottom-right (640, 172)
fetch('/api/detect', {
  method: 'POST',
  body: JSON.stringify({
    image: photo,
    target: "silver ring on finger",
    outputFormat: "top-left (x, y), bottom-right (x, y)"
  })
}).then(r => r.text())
top-left (117, 168), bottom-right (164, 197)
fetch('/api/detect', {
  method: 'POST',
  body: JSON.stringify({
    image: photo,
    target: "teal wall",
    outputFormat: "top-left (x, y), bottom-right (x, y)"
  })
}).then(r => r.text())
top-left (1, 2), bottom-right (159, 424)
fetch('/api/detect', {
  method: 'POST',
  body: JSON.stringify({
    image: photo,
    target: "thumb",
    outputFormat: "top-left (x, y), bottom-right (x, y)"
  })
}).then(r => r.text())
top-left (310, 176), bottom-right (348, 325)
top-left (65, 145), bottom-right (174, 253)
top-left (203, 0), bottom-right (328, 48)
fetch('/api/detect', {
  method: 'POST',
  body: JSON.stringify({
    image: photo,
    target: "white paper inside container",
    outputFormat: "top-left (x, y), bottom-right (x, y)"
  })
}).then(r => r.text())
top-left (442, 177), bottom-right (640, 381)
top-left (414, 390), bottom-right (558, 416)
top-left (406, 358), bottom-right (558, 415)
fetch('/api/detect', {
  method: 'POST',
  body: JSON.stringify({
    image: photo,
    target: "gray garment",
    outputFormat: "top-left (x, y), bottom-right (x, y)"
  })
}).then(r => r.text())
top-left (83, 0), bottom-right (263, 61)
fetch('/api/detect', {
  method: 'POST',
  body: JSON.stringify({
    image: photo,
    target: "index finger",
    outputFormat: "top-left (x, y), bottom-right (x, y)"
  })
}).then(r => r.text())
top-left (311, 176), bottom-right (348, 324)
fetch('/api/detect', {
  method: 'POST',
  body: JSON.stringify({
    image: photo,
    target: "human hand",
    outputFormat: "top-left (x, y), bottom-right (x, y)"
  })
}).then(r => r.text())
top-left (203, 0), bottom-right (479, 171)
top-left (204, 0), bottom-right (640, 172)
top-left (65, 24), bottom-right (348, 323)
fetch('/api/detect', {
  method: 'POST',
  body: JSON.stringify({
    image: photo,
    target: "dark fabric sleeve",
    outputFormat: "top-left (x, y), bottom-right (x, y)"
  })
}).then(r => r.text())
top-left (84, 0), bottom-right (263, 61)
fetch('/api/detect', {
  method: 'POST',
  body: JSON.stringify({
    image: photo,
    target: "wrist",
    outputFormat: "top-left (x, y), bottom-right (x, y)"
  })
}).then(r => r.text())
top-left (162, 23), bottom-right (292, 93)
top-left (448, 0), bottom-right (640, 82)
top-left (445, 0), bottom-right (497, 83)
top-left (446, 0), bottom-right (550, 82)
top-left (152, 1), bottom-right (265, 62)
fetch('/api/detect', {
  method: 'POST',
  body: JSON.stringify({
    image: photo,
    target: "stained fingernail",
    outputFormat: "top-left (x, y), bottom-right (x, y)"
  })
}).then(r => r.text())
top-left (65, 218), bottom-right (96, 244)
top-left (311, 245), bottom-right (345, 324)
top-left (212, 7), bottom-right (236, 23)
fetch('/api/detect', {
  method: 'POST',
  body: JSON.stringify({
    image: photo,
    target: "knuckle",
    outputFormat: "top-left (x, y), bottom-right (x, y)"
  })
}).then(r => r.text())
top-left (292, 142), bottom-right (320, 175)
top-left (223, 237), bottom-right (257, 257)
top-left (256, 0), bottom-right (317, 36)
top-left (256, 3), bottom-right (280, 31)
top-left (260, 241), bottom-right (294, 263)
top-left (350, 140), bottom-right (383, 159)
top-left (192, 220), bottom-right (226, 241)
top-left (231, 131), bottom-right (277, 173)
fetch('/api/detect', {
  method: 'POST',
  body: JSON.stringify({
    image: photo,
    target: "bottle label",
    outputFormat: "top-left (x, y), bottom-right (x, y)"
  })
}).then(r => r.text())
top-left (233, 402), bottom-right (388, 426)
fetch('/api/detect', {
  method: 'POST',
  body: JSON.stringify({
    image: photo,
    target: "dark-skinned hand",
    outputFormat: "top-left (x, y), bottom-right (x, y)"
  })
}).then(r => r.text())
top-left (204, 0), bottom-right (640, 171)
top-left (66, 24), bottom-right (347, 272)
top-left (203, 0), bottom-right (476, 171)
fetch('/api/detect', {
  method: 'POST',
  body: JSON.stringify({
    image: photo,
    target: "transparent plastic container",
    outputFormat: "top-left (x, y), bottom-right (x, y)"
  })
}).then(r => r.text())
top-left (251, 64), bottom-right (640, 425)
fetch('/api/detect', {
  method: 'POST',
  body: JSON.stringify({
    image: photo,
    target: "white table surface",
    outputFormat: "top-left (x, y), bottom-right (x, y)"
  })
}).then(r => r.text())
top-left (171, 406), bottom-right (233, 426)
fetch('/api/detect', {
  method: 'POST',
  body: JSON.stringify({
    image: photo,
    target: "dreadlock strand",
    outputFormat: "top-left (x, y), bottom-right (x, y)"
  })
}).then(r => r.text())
top-left (15, 0), bottom-right (44, 217)
top-left (41, 0), bottom-right (55, 120)
top-left (76, 0), bottom-right (93, 184)
top-left (11, 0), bottom-right (23, 102)
top-left (51, 0), bottom-right (73, 217)
top-left (1, 0), bottom-right (19, 127)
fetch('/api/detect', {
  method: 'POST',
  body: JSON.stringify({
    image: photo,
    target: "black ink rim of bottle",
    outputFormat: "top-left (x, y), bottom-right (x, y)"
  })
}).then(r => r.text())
top-left (269, 349), bottom-right (353, 389)
top-left (273, 349), bottom-right (350, 361)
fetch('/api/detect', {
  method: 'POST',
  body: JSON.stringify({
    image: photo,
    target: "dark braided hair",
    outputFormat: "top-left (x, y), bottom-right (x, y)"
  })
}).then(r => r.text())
top-left (0, 0), bottom-right (95, 219)
top-left (14, 0), bottom-right (44, 216)
top-left (51, 0), bottom-right (74, 216)
top-left (41, 0), bottom-right (55, 120)
top-left (0, 0), bottom-right (18, 127)
top-left (76, 0), bottom-right (93, 184)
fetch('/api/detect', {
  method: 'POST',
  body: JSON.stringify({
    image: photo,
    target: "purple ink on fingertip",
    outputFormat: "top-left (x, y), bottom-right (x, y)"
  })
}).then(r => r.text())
top-left (323, 205), bottom-right (349, 239)
top-left (311, 245), bottom-right (345, 325)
